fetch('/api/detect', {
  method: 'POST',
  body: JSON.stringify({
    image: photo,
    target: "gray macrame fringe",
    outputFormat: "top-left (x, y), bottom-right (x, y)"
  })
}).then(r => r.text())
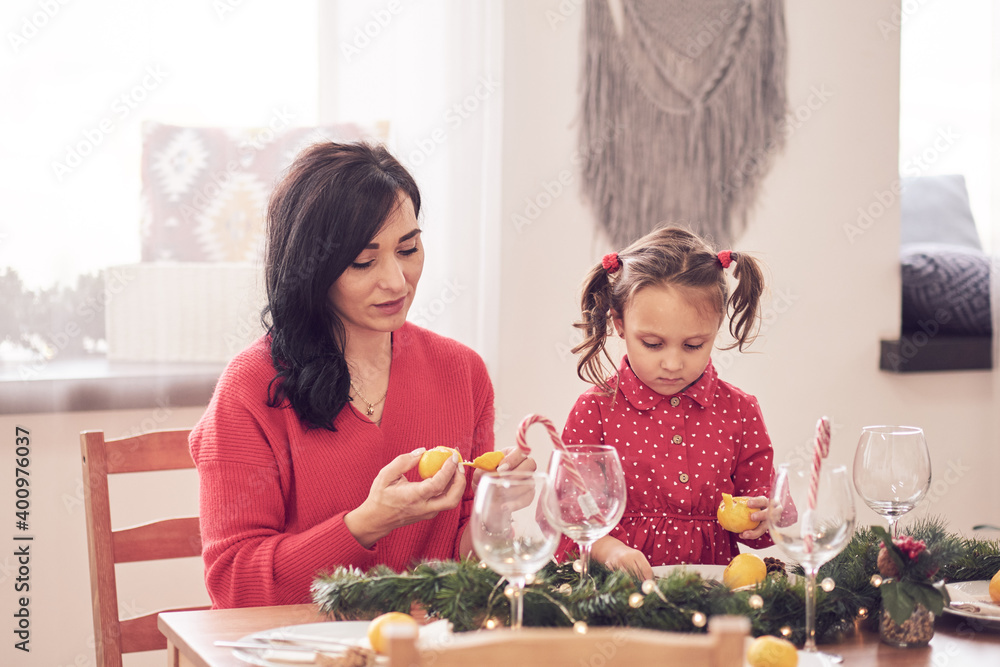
top-left (580, 0), bottom-right (787, 247)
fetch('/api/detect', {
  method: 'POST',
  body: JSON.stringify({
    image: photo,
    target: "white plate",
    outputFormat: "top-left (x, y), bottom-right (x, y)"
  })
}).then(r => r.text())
top-left (652, 563), bottom-right (727, 581)
top-left (785, 651), bottom-right (837, 667)
top-left (944, 581), bottom-right (1000, 623)
top-left (231, 619), bottom-right (451, 666)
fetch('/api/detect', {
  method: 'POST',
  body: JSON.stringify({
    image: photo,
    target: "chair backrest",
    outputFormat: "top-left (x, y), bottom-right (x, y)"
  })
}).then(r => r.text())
top-left (81, 428), bottom-right (209, 667)
top-left (387, 615), bottom-right (750, 667)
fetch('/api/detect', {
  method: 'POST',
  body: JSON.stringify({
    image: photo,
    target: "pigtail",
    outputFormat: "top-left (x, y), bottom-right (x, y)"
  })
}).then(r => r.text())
top-left (572, 263), bottom-right (618, 395)
top-left (725, 252), bottom-right (765, 351)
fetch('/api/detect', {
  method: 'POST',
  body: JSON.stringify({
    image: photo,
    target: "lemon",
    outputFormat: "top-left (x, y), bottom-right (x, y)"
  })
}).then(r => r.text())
top-left (418, 446), bottom-right (460, 479)
top-left (471, 451), bottom-right (504, 471)
top-left (746, 635), bottom-right (798, 667)
top-left (367, 611), bottom-right (418, 655)
top-left (990, 568), bottom-right (1000, 604)
top-left (722, 553), bottom-right (767, 589)
top-left (717, 493), bottom-right (760, 533)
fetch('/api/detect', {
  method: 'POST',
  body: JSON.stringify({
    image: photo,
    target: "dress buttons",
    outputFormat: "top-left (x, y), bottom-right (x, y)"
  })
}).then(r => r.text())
top-left (670, 397), bottom-right (681, 407)
top-left (679, 472), bottom-right (689, 483)
top-left (671, 434), bottom-right (683, 444)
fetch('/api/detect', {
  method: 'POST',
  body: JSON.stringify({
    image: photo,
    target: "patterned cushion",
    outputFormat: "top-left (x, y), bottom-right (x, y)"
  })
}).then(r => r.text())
top-left (139, 120), bottom-right (378, 262)
top-left (900, 243), bottom-right (992, 336)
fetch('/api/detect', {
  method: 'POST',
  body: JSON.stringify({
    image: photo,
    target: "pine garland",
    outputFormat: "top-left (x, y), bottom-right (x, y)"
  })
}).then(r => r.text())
top-left (311, 519), bottom-right (1000, 645)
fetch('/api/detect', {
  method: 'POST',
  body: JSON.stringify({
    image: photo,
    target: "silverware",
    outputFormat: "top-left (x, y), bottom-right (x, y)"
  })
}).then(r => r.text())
top-left (214, 640), bottom-right (320, 653)
top-left (215, 635), bottom-right (354, 653)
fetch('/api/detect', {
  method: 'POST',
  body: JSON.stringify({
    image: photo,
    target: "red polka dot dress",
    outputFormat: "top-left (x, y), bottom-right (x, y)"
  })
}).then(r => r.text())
top-left (562, 357), bottom-right (774, 565)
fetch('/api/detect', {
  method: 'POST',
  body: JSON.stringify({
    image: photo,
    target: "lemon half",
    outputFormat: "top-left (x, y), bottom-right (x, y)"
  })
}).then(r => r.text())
top-left (747, 635), bottom-right (798, 667)
top-left (722, 553), bottom-right (767, 589)
top-left (417, 446), bottom-right (460, 479)
top-left (367, 611), bottom-right (418, 654)
top-left (717, 493), bottom-right (760, 533)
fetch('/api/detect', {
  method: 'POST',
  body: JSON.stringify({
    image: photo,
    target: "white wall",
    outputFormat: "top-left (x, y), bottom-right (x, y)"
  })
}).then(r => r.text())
top-left (495, 0), bottom-right (999, 535)
top-left (6, 2), bottom-right (1000, 666)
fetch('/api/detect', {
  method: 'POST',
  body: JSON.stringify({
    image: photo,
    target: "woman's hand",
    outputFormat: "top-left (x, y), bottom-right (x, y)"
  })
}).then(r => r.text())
top-left (345, 448), bottom-right (466, 548)
top-left (471, 445), bottom-right (537, 487)
top-left (740, 495), bottom-right (771, 540)
top-left (592, 536), bottom-right (654, 581)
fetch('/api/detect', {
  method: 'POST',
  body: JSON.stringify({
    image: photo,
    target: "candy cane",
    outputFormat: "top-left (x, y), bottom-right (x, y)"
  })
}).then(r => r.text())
top-left (515, 414), bottom-right (595, 512)
top-left (515, 414), bottom-right (564, 455)
top-left (804, 416), bottom-right (831, 553)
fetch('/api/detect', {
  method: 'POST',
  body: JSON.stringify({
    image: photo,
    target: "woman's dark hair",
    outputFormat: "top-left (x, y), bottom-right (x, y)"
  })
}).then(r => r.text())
top-left (573, 225), bottom-right (765, 395)
top-left (262, 141), bottom-right (421, 430)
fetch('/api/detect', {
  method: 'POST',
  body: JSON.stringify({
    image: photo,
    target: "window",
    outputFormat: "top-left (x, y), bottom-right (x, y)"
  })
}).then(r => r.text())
top-left (899, 0), bottom-right (992, 248)
top-left (1, 0), bottom-right (502, 409)
top-left (880, 1), bottom-right (995, 373)
top-left (1, 0), bottom-right (319, 369)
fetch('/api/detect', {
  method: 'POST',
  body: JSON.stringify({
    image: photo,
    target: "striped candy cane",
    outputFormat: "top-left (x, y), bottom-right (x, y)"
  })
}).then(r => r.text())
top-left (804, 416), bottom-right (832, 553)
top-left (515, 414), bottom-right (597, 515)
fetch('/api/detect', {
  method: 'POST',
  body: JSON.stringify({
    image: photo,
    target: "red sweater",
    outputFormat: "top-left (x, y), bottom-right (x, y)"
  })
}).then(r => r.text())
top-left (190, 323), bottom-right (495, 608)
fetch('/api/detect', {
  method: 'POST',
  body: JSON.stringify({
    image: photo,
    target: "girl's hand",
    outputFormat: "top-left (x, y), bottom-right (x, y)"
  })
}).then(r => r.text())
top-left (346, 448), bottom-right (466, 548)
top-left (592, 536), bottom-right (654, 581)
top-left (740, 495), bottom-right (771, 540)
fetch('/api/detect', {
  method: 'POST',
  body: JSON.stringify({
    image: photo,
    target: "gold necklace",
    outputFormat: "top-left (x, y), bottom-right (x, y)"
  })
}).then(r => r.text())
top-left (349, 378), bottom-right (387, 416)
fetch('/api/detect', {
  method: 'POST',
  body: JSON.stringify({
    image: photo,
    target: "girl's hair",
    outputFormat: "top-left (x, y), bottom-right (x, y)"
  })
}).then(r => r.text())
top-left (262, 141), bottom-right (421, 430)
top-left (573, 226), bottom-right (765, 394)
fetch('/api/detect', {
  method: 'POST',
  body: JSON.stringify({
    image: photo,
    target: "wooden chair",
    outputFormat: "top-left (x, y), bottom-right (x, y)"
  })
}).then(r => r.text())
top-left (81, 428), bottom-right (210, 667)
top-left (387, 615), bottom-right (750, 667)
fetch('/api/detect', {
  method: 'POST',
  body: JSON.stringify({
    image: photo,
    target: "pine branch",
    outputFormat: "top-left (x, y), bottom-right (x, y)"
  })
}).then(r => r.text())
top-left (311, 522), bottom-right (1000, 645)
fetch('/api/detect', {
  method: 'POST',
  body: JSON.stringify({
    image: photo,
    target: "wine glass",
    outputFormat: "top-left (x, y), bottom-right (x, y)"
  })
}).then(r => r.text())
top-left (471, 472), bottom-right (560, 629)
top-left (853, 425), bottom-right (931, 537)
top-left (542, 445), bottom-right (627, 581)
top-left (769, 461), bottom-right (855, 656)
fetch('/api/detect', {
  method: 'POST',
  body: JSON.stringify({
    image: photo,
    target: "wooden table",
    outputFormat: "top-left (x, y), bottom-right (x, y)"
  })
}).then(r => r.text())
top-left (159, 603), bottom-right (1000, 667)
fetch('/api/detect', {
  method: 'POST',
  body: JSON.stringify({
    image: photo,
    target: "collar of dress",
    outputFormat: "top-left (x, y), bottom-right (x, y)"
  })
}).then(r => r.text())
top-left (616, 357), bottom-right (718, 411)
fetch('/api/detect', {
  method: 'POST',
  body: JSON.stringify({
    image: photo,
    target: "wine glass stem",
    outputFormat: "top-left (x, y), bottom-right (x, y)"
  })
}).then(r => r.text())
top-left (509, 578), bottom-right (526, 630)
top-left (887, 516), bottom-right (897, 539)
top-left (803, 565), bottom-right (819, 652)
top-left (578, 541), bottom-right (594, 581)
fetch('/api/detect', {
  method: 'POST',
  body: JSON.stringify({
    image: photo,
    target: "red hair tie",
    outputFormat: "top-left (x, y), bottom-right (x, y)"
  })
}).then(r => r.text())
top-left (602, 252), bottom-right (620, 274)
top-left (717, 250), bottom-right (734, 269)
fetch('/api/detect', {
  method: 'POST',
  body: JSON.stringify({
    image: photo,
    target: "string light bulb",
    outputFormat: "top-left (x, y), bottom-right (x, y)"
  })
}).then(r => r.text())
top-left (692, 612), bottom-right (707, 628)
top-left (504, 586), bottom-right (515, 598)
top-left (628, 593), bottom-right (644, 608)
top-left (642, 579), bottom-right (656, 595)
top-left (780, 626), bottom-right (792, 637)
top-left (749, 594), bottom-right (764, 609)
top-left (485, 617), bottom-right (499, 629)
top-left (573, 560), bottom-right (583, 573)
top-left (558, 583), bottom-right (572, 595)
top-left (573, 621), bottom-right (588, 634)
top-left (857, 607), bottom-right (869, 619)
top-left (821, 577), bottom-right (835, 592)
top-left (870, 574), bottom-right (883, 587)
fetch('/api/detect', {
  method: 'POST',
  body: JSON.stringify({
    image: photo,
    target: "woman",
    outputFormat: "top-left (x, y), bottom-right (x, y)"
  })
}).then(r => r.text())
top-left (190, 141), bottom-right (531, 608)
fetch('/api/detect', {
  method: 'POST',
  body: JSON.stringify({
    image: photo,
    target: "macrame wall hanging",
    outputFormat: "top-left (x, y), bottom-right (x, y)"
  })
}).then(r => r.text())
top-left (580, 0), bottom-right (788, 247)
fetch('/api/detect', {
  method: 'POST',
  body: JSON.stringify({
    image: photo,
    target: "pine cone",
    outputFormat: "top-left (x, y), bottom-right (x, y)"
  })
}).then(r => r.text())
top-left (877, 545), bottom-right (900, 578)
top-left (763, 556), bottom-right (786, 575)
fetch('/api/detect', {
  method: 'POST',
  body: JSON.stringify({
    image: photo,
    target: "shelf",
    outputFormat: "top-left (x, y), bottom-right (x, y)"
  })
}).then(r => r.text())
top-left (0, 357), bottom-right (223, 414)
top-left (879, 335), bottom-right (993, 373)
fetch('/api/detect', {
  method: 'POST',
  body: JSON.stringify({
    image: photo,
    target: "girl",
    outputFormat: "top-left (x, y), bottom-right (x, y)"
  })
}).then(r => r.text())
top-left (562, 226), bottom-right (774, 579)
